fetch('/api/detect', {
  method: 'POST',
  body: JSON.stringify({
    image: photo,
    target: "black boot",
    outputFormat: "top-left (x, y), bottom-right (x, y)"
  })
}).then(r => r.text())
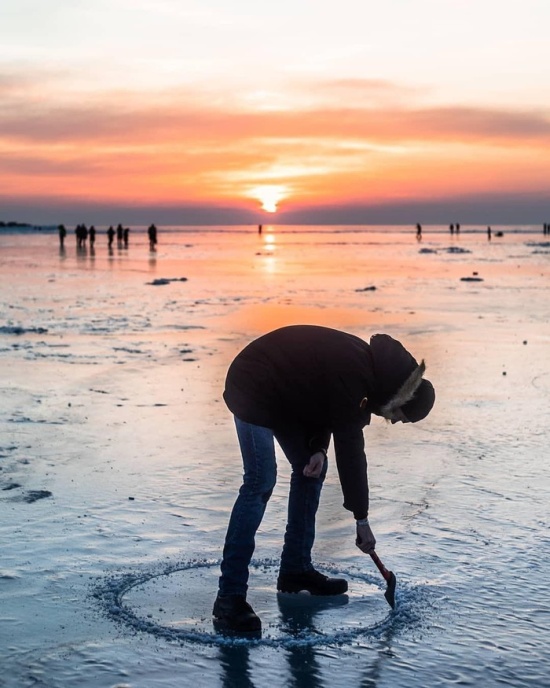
top-left (277, 568), bottom-right (348, 595)
top-left (212, 594), bottom-right (262, 634)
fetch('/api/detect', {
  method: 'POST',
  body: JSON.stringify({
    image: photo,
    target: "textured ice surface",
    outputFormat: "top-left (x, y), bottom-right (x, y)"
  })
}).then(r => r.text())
top-left (1, 227), bottom-right (549, 687)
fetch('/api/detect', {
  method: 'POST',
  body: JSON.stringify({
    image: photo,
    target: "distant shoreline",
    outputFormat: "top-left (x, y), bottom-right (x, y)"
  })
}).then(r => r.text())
top-left (0, 223), bottom-right (546, 236)
top-left (0, 221), bottom-right (39, 228)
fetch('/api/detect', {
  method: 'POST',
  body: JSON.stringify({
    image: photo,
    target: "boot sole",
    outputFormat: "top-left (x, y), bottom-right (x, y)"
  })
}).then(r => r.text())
top-left (213, 618), bottom-right (262, 636)
top-left (277, 584), bottom-right (348, 595)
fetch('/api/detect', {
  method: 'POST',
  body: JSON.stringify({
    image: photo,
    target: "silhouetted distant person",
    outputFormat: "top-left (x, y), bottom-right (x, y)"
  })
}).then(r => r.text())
top-left (455, 223), bottom-right (460, 234)
top-left (544, 223), bottom-right (548, 236)
top-left (75, 223), bottom-right (88, 249)
top-left (416, 223), bottom-right (422, 241)
top-left (487, 226), bottom-right (492, 241)
top-left (89, 225), bottom-right (96, 246)
top-left (123, 227), bottom-right (129, 247)
top-left (107, 225), bottom-right (115, 248)
top-left (449, 223), bottom-right (454, 235)
top-left (116, 223), bottom-right (124, 244)
top-left (258, 224), bottom-right (263, 234)
top-left (148, 223), bottom-right (158, 250)
top-left (58, 224), bottom-right (67, 248)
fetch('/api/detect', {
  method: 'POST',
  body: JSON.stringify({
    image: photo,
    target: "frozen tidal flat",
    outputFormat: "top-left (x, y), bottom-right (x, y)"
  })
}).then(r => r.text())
top-left (1, 226), bottom-right (549, 687)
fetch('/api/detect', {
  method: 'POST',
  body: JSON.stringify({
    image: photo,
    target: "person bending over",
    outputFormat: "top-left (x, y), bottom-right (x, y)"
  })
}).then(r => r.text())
top-left (213, 325), bottom-right (435, 633)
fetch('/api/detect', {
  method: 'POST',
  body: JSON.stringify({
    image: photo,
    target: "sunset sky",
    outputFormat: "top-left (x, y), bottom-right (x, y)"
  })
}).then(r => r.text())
top-left (1, 0), bottom-right (549, 224)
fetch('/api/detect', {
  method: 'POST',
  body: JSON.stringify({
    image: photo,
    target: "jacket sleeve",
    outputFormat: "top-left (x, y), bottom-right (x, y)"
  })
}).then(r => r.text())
top-left (332, 425), bottom-right (369, 520)
top-left (307, 429), bottom-right (332, 454)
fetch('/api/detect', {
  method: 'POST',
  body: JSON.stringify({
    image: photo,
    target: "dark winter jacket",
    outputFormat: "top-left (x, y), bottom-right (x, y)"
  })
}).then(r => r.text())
top-left (223, 325), bottom-right (430, 519)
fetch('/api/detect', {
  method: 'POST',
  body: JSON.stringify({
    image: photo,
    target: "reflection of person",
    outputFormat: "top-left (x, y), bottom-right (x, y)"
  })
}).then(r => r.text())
top-left (213, 325), bottom-right (435, 633)
top-left (218, 645), bottom-right (255, 688)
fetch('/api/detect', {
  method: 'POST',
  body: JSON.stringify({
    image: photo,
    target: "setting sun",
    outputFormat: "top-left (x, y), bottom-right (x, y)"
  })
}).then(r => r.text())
top-left (250, 185), bottom-right (288, 213)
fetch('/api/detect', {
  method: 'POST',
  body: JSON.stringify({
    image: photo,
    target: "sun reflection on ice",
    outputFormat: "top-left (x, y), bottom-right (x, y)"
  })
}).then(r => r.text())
top-left (261, 232), bottom-right (277, 275)
top-left (263, 231), bottom-right (276, 247)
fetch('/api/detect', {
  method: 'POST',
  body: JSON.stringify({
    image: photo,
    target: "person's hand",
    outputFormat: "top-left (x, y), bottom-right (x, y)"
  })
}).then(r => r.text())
top-left (303, 451), bottom-right (326, 478)
top-left (355, 521), bottom-right (376, 553)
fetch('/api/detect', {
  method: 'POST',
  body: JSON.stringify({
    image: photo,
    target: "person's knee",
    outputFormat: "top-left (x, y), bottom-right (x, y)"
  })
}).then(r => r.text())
top-left (261, 484), bottom-right (275, 504)
top-left (242, 468), bottom-right (277, 497)
top-left (260, 469), bottom-right (277, 497)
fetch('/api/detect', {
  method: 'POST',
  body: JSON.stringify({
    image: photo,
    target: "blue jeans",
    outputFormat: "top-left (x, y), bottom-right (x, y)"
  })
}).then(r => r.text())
top-left (218, 417), bottom-right (328, 596)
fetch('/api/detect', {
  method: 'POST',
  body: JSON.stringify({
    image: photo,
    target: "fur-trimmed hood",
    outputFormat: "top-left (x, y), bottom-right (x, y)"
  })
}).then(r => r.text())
top-left (368, 334), bottom-right (434, 421)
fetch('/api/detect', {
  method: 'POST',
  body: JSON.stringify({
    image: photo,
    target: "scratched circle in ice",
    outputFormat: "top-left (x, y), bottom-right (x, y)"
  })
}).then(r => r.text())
top-left (100, 559), bottom-right (397, 647)
top-left (532, 372), bottom-right (550, 393)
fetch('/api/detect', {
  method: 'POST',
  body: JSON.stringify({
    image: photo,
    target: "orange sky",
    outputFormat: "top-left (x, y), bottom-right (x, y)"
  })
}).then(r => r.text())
top-left (1, 1), bottom-right (549, 224)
